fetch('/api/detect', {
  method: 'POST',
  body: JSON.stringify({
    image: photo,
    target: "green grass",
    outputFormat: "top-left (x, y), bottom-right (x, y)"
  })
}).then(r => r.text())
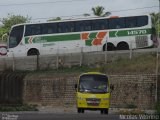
top-left (0, 104), bottom-right (38, 112)
top-left (155, 102), bottom-right (160, 115)
top-left (104, 53), bottom-right (157, 74)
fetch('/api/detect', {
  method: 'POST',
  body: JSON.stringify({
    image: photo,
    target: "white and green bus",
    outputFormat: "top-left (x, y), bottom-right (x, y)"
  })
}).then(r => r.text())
top-left (7, 14), bottom-right (154, 57)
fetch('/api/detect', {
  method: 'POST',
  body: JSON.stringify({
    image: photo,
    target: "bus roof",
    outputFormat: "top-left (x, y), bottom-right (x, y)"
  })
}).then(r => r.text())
top-left (11, 16), bottom-right (109, 27)
top-left (11, 14), bottom-right (150, 28)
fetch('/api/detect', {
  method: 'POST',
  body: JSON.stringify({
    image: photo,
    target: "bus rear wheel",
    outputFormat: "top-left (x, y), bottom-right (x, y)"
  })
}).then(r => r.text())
top-left (117, 42), bottom-right (129, 50)
top-left (27, 48), bottom-right (39, 56)
top-left (103, 43), bottom-right (115, 51)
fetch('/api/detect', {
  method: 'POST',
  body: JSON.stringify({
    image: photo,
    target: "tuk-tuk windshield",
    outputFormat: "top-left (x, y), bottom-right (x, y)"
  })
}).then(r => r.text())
top-left (79, 74), bottom-right (108, 93)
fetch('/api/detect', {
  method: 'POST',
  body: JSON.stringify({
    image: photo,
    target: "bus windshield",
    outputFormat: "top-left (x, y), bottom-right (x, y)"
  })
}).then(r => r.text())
top-left (9, 25), bottom-right (24, 48)
top-left (79, 74), bottom-right (108, 93)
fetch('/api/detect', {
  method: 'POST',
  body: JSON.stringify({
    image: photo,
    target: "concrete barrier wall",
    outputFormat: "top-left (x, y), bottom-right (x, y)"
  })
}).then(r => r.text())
top-left (0, 50), bottom-right (155, 71)
top-left (23, 73), bottom-right (157, 109)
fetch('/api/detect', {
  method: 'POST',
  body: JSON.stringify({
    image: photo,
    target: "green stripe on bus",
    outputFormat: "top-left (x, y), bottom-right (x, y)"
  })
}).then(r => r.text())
top-left (42, 34), bottom-right (80, 42)
top-left (109, 28), bottom-right (152, 38)
top-left (25, 34), bottom-right (81, 44)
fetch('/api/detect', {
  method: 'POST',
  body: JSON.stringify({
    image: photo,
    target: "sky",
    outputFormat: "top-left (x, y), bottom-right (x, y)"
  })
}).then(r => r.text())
top-left (0, 0), bottom-right (159, 23)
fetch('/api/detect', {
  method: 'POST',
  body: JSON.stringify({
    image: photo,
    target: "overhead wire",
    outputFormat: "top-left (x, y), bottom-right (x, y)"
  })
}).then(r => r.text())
top-left (31, 6), bottom-right (159, 21)
top-left (0, 0), bottom-right (87, 6)
top-left (0, 0), bottom-right (158, 21)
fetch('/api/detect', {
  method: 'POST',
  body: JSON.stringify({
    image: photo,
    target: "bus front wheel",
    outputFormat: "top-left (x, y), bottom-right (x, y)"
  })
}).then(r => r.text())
top-left (117, 42), bottom-right (129, 50)
top-left (103, 43), bottom-right (115, 51)
top-left (27, 48), bottom-right (39, 56)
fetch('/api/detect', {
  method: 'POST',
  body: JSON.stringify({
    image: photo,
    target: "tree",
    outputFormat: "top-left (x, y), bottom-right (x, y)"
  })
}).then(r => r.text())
top-left (150, 12), bottom-right (160, 46)
top-left (0, 14), bottom-right (31, 42)
top-left (92, 6), bottom-right (111, 17)
top-left (1, 14), bottom-right (31, 30)
top-left (47, 17), bottom-right (61, 21)
top-left (0, 28), bottom-right (8, 42)
top-left (151, 13), bottom-right (160, 37)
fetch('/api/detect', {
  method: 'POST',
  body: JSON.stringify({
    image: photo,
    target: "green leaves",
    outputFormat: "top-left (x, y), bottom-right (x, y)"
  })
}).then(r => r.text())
top-left (0, 14), bottom-right (31, 42)
top-left (1, 14), bottom-right (31, 29)
top-left (47, 17), bottom-right (61, 21)
top-left (150, 12), bottom-right (160, 37)
top-left (92, 6), bottom-right (111, 17)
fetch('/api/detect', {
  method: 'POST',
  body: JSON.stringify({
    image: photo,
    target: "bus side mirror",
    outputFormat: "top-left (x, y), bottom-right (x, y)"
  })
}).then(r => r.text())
top-left (110, 84), bottom-right (114, 92)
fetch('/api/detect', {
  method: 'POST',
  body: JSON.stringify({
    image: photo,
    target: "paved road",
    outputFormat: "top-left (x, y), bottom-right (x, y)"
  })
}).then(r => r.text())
top-left (1, 112), bottom-right (159, 120)
top-left (0, 107), bottom-right (158, 120)
top-left (0, 112), bottom-right (121, 120)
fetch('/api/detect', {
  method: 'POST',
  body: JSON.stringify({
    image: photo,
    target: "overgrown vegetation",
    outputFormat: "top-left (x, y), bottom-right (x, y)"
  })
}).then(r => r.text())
top-left (104, 53), bottom-right (157, 74)
top-left (156, 102), bottom-right (160, 115)
top-left (2, 53), bottom-right (158, 76)
top-left (0, 14), bottom-right (31, 42)
top-left (119, 109), bottom-right (145, 115)
top-left (0, 104), bottom-right (38, 112)
top-left (30, 53), bottom-right (157, 75)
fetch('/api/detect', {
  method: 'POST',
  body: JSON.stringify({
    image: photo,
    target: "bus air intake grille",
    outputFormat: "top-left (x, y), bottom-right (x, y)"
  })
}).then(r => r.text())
top-left (135, 36), bottom-right (148, 48)
top-left (86, 98), bottom-right (101, 106)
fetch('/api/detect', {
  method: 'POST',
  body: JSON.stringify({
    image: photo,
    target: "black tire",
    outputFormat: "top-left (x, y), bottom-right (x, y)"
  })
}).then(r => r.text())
top-left (101, 109), bottom-right (108, 115)
top-left (101, 110), bottom-right (104, 114)
top-left (117, 42), bottom-right (129, 50)
top-left (103, 43), bottom-right (115, 51)
top-left (82, 109), bottom-right (84, 113)
top-left (77, 108), bottom-right (84, 113)
top-left (78, 108), bottom-right (81, 113)
top-left (27, 49), bottom-right (39, 56)
top-left (104, 109), bottom-right (108, 114)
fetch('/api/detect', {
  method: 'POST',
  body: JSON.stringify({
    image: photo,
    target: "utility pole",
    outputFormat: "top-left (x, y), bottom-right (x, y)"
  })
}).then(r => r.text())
top-left (105, 36), bottom-right (108, 64)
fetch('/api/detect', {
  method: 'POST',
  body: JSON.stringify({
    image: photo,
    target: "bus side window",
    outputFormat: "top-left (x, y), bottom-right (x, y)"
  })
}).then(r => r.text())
top-left (25, 24), bottom-right (41, 36)
top-left (58, 22), bottom-right (75, 33)
top-left (92, 19), bottom-right (108, 30)
top-left (42, 23), bottom-right (57, 34)
top-left (67, 22), bottom-right (75, 32)
top-left (25, 25), bottom-right (31, 36)
top-left (75, 21), bottom-right (84, 32)
top-left (84, 21), bottom-right (92, 31)
top-left (58, 22), bottom-right (64, 33)
top-left (109, 18), bottom-right (125, 29)
top-left (100, 19), bottom-right (108, 30)
top-left (137, 16), bottom-right (148, 27)
top-left (126, 17), bottom-right (137, 28)
top-left (70, 24), bottom-right (75, 32)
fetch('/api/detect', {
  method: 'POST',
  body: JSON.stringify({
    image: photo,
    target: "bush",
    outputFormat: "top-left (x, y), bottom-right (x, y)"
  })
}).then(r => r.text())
top-left (0, 104), bottom-right (38, 112)
top-left (126, 103), bottom-right (137, 109)
top-left (119, 109), bottom-right (145, 115)
top-left (156, 102), bottom-right (160, 115)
